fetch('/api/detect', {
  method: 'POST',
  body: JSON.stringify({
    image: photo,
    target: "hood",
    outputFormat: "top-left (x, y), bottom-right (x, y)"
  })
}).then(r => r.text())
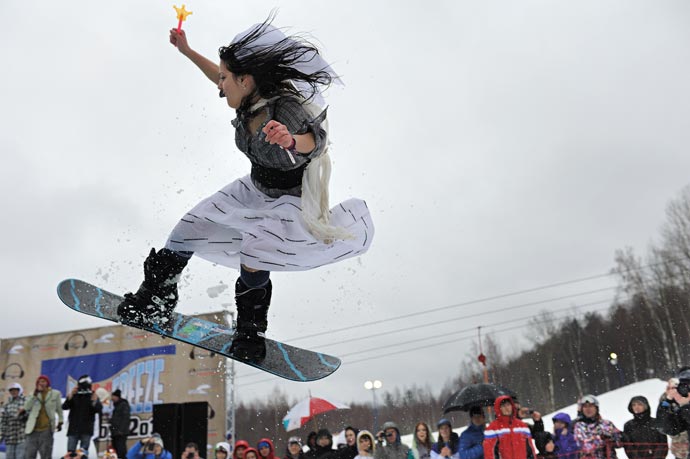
top-left (628, 395), bottom-right (651, 416)
top-left (216, 443), bottom-right (231, 454)
top-left (552, 412), bottom-right (571, 425)
top-left (356, 431), bottom-right (375, 455)
top-left (380, 422), bottom-right (401, 444)
top-left (316, 430), bottom-right (333, 450)
top-left (234, 441), bottom-right (250, 459)
top-left (244, 448), bottom-right (260, 459)
top-left (493, 395), bottom-right (516, 420)
top-left (258, 438), bottom-right (276, 459)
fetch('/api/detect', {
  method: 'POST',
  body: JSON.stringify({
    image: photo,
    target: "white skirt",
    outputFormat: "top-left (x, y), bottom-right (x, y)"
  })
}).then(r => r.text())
top-left (164, 175), bottom-right (374, 271)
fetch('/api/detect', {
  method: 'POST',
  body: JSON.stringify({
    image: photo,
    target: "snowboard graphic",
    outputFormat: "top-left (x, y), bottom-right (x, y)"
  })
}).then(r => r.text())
top-left (57, 279), bottom-right (340, 381)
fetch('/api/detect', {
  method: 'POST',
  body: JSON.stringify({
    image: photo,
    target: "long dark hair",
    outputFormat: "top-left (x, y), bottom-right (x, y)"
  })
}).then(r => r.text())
top-left (219, 13), bottom-right (333, 112)
top-left (414, 422), bottom-right (433, 450)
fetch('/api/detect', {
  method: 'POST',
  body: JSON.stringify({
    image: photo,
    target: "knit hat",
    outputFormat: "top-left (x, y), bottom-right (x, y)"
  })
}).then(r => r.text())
top-left (151, 434), bottom-right (164, 447)
top-left (36, 375), bottom-right (51, 386)
top-left (112, 389), bottom-right (122, 398)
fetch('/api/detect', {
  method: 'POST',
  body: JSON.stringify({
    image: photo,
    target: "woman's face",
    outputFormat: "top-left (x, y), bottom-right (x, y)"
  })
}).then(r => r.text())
top-left (416, 425), bottom-right (428, 442)
top-left (218, 62), bottom-right (253, 109)
top-left (439, 425), bottom-right (450, 440)
top-left (216, 450), bottom-right (228, 459)
top-left (288, 444), bottom-right (301, 456)
top-left (358, 437), bottom-right (371, 451)
top-left (345, 430), bottom-right (356, 446)
top-left (245, 452), bottom-right (258, 459)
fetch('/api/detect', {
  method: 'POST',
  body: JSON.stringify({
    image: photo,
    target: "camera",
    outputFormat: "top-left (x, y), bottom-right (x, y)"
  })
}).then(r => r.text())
top-left (187, 453), bottom-right (195, 459)
top-left (77, 375), bottom-right (93, 395)
top-left (146, 443), bottom-right (156, 452)
top-left (678, 380), bottom-right (690, 397)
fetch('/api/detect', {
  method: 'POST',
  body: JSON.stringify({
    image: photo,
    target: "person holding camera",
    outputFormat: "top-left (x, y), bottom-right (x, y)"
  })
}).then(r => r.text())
top-left (23, 375), bottom-right (64, 459)
top-left (61, 375), bottom-right (103, 458)
top-left (127, 434), bottom-right (172, 459)
top-left (657, 370), bottom-right (690, 447)
top-left (182, 442), bottom-right (204, 459)
top-left (374, 422), bottom-right (411, 459)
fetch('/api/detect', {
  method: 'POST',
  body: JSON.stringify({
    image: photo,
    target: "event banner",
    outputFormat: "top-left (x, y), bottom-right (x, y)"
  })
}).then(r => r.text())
top-left (0, 312), bottom-right (228, 452)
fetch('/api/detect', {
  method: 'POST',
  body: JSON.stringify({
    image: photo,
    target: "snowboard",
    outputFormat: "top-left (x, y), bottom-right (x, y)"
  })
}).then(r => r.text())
top-left (56, 279), bottom-right (340, 381)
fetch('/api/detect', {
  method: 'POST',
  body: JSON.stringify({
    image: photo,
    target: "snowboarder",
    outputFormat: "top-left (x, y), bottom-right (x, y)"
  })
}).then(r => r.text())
top-left (117, 15), bottom-right (374, 348)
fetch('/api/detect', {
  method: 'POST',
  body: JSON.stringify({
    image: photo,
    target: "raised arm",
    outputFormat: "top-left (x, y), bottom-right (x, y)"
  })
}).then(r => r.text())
top-left (169, 29), bottom-right (219, 85)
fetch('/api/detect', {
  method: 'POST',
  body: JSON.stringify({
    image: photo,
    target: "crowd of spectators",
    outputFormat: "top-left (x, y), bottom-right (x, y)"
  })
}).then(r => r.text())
top-left (1, 372), bottom-right (687, 459)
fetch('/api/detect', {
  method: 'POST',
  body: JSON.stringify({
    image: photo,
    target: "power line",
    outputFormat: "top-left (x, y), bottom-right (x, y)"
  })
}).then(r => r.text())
top-left (235, 297), bottom-right (616, 387)
top-left (310, 287), bottom-right (616, 350)
top-left (286, 274), bottom-right (620, 343)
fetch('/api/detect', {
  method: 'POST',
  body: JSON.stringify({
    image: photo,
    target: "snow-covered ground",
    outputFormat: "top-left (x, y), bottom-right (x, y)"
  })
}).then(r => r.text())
top-left (399, 378), bottom-right (670, 458)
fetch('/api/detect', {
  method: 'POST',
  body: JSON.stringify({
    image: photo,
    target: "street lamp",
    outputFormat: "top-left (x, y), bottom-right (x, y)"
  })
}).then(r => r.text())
top-left (609, 352), bottom-right (625, 386)
top-left (364, 380), bottom-right (382, 431)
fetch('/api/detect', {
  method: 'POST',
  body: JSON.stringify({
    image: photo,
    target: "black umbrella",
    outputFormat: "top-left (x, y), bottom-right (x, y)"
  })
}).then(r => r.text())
top-left (442, 383), bottom-right (518, 413)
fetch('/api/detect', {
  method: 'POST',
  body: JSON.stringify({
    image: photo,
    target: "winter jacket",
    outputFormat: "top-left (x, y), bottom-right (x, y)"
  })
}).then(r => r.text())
top-left (483, 396), bottom-right (537, 459)
top-left (374, 423), bottom-right (413, 459)
top-left (307, 431), bottom-right (338, 459)
top-left (0, 393), bottom-right (28, 444)
top-left (339, 444), bottom-right (359, 459)
top-left (431, 432), bottom-right (460, 459)
top-left (23, 388), bottom-right (64, 434)
top-left (551, 413), bottom-right (578, 459)
top-left (573, 414), bottom-right (621, 459)
top-left (62, 391), bottom-right (103, 436)
top-left (126, 440), bottom-right (173, 459)
top-left (258, 438), bottom-right (280, 459)
top-left (458, 423), bottom-right (484, 459)
top-left (110, 397), bottom-right (131, 437)
top-left (622, 396), bottom-right (668, 459)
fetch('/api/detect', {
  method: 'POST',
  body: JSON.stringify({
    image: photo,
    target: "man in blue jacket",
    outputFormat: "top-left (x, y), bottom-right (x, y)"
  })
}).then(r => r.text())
top-left (127, 434), bottom-right (173, 459)
top-left (459, 406), bottom-right (485, 459)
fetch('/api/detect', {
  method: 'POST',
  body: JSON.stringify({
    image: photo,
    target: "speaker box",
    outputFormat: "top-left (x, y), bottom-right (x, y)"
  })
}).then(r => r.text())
top-left (153, 403), bottom-right (182, 459)
top-left (153, 402), bottom-right (209, 459)
top-left (181, 402), bottom-right (209, 453)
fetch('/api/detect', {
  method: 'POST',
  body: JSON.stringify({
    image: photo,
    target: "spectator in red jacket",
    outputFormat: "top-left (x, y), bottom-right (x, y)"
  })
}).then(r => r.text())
top-left (483, 396), bottom-right (537, 459)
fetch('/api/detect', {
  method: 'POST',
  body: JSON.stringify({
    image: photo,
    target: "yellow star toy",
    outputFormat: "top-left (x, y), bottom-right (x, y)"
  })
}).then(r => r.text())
top-left (173, 4), bottom-right (193, 32)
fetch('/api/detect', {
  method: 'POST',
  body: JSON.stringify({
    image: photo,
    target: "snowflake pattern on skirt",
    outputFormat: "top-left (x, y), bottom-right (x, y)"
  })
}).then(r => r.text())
top-left (164, 175), bottom-right (373, 271)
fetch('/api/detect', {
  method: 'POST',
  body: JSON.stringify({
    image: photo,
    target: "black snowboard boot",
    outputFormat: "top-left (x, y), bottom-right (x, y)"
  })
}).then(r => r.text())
top-left (117, 248), bottom-right (189, 327)
top-left (232, 278), bottom-right (271, 361)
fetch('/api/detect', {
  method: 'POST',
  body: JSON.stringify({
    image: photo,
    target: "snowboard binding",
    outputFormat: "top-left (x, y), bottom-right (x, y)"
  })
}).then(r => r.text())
top-left (117, 247), bottom-right (188, 328)
top-left (231, 277), bottom-right (272, 361)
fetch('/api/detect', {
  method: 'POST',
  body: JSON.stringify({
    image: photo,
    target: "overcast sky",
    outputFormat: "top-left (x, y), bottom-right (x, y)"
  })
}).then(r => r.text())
top-left (2, 0), bottom-right (690, 406)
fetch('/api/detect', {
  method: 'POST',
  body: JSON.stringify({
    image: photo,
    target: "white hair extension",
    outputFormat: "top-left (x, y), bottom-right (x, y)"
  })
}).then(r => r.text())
top-left (300, 101), bottom-right (354, 243)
